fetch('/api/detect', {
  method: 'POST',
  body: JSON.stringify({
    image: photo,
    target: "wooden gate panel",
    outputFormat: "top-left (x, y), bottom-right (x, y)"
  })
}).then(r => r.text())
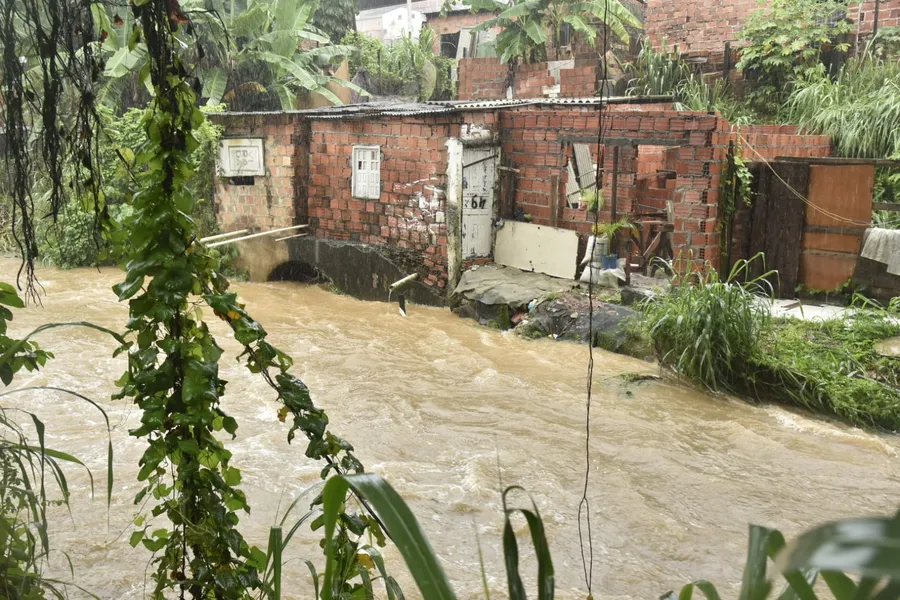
top-left (748, 162), bottom-right (809, 297)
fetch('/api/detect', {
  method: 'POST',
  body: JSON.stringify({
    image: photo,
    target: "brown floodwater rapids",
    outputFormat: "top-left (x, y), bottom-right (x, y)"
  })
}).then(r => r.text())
top-left (3, 257), bottom-right (900, 599)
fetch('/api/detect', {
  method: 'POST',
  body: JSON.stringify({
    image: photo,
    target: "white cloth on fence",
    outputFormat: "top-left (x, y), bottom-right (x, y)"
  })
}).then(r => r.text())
top-left (861, 227), bottom-right (900, 276)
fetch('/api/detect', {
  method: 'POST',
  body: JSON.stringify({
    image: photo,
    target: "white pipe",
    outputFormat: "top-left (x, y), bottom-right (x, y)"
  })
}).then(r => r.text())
top-left (199, 229), bottom-right (248, 243)
top-left (275, 233), bottom-right (308, 242)
top-left (390, 273), bottom-right (418, 290)
top-left (206, 225), bottom-right (309, 248)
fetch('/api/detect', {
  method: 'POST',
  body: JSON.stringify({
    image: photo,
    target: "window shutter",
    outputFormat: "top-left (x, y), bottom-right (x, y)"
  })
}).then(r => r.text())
top-left (353, 146), bottom-right (381, 200)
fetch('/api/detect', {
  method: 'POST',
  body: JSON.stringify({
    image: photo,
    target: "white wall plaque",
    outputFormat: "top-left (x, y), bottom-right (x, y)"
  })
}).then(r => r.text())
top-left (219, 138), bottom-right (265, 177)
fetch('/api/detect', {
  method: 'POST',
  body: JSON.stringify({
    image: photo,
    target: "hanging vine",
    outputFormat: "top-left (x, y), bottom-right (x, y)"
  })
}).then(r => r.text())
top-left (0, 0), bottom-right (106, 298)
top-left (720, 141), bottom-right (753, 270)
top-left (102, 1), bottom-right (381, 598)
top-left (2, 0), bottom-right (383, 596)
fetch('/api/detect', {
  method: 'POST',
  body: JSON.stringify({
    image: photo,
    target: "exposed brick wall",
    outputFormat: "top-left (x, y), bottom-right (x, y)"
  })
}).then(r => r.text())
top-left (213, 105), bottom-right (833, 286)
top-left (499, 105), bottom-right (833, 270)
top-left (513, 62), bottom-right (556, 97)
top-left (726, 125), bottom-right (832, 161)
top-left (645, 0), bottom-right (757, 54)
top-left (306, 115), bottom-right (458, 290)
top-left (559, 64), bottom-right (598, 97)
top-left (457, 57), bottom-right (509, 100)
top-left (645, 0), bottom-right (900, 54)
top-left (499, 106), bottom-right (725, 266)
top-left (424, 11), bottom-right (495, 54)
top-left (857, 0), bottom-right (900, 38)
top-left (458, 58), bottom-right (602, 100)
top-left (209, 113), bottom-right (303, 232)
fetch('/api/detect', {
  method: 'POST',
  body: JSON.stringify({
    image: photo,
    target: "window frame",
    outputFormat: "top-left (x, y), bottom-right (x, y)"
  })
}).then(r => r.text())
top-left (351, 145), bottom-right (382, 200)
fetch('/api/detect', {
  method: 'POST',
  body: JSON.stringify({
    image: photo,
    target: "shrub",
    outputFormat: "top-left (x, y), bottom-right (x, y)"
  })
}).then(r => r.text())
top-left (754, 300), bottom-right (900, 431)
top-left (36, 106), bottom-right (223, 268)
top-left (737, 0), bottom-right (853, 112)
top-left (786, 56), bottom-right (900, 159)
top-left (786, 52), bottom-right (900, 220)
top-left (340, 29), bottom-right (454, 101)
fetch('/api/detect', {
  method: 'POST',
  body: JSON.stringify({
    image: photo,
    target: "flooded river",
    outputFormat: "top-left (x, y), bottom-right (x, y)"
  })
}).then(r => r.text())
top-left (3, 258), bottom-right (900, 599)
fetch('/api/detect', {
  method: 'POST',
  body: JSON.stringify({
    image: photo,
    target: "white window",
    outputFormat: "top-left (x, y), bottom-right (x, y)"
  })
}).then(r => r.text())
top-left (352, 145), bottom-right (381, 199)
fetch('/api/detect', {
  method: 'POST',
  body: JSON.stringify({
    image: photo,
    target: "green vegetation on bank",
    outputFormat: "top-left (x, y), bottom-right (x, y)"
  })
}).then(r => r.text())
top-left (31, 106), bottom-right (222, 268)
top-left (639, 259), bottom-right (900, 431)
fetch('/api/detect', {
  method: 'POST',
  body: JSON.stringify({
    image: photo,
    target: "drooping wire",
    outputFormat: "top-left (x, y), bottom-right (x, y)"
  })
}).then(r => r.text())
top-left (737, 132), bottom-right (871, 226)
top-left (577, 0), bottom-right (612, 596)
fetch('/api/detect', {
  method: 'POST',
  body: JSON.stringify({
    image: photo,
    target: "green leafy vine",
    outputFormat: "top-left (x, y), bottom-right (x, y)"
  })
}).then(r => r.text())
top-left (102, 1), bottom-right (381, 598)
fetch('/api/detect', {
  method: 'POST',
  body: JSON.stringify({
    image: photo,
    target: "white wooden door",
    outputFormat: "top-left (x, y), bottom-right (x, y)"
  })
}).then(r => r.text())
top-left (461, 147), bottom-right (497, 259)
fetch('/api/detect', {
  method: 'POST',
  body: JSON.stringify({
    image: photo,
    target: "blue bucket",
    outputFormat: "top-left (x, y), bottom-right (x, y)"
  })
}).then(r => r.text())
top-left (601, 254), bottom-right (618, 270)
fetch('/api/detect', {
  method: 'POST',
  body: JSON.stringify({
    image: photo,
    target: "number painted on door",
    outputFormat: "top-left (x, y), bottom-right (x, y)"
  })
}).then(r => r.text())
top-left (461, 147), bottom-right (496, 259)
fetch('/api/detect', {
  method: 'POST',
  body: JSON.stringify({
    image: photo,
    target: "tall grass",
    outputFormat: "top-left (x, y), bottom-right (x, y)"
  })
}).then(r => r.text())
top-left (627, 41), bottom-right (758, 125)
top-left (640, 257), bottom-right (774, 393)
top-left (786, 55), bottom-right (900, 159)
top-left (639, 257), bottom-right (900, 430)
top-left (755, 297), bottom-right (900, 431)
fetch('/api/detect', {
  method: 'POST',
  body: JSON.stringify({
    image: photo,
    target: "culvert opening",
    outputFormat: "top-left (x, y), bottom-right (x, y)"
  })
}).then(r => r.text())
top-left (267, 261), bottom-right (327, 283)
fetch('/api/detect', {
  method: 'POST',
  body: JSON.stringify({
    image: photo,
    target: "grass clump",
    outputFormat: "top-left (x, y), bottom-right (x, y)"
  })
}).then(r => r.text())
top-left (640, 257), bottom-right (773, 393)
top-left (786, 54), bottom-right (900, 159)
top-left (756, 310), bottom-right (900, 430)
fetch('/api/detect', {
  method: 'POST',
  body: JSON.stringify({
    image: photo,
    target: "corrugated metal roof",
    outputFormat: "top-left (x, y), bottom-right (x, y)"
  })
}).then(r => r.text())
top-left (210, 96), bottom-right (673, 121)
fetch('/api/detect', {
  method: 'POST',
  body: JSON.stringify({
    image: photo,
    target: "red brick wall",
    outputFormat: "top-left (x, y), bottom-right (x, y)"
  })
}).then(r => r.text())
top-left (499, 105), bottom-right (833, 270)
top-left (645, 0), bottom-right (900, 54)
top-left (512, 62), bottom-right (556, 97)
top-left (457, 57), bottom-right (509, 100)
top-left (425, 12), bottom-right (495, 54)
top-left (857, 0), bottom-right (900, 38)
top-left (307, 116), bottom-right (458, 290)
top-left (457, 58), bottom-right (602, 100)
top-left (210, 113), bottom-right (304, 231)
top-left (559, 64), bottom-right (598, 97)
top-left (499, 106), bottom-right (725, 265)
top-left (725, 124), bottom-right (832, 161)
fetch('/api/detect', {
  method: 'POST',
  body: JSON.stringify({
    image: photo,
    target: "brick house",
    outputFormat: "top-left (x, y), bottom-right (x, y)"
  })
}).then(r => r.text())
top-left (210, 98), bottom-right (831, 297)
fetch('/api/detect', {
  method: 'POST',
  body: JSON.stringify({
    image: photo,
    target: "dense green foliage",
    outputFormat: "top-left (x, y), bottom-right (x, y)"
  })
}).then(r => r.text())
top-left (737, 0), bottom-right (853, 112)
top-left (99, 0), bottom-right (357, 112)
top-left (342, 29), bottom-right (454, 101)
top-left (310, 0), bottom-right (356, 44)
top-left (756, 311), bottom-right (900, 431)
top-left (34, 106), bottom-right (223, 269)
top-left (467, 0), bottom-right (642, 63)
top-left (784, 31), bottom-right (900, 213)
top-left (786, 54), bottom-right (900, 160)
top-left (626, 42), bottom-right (758, 124)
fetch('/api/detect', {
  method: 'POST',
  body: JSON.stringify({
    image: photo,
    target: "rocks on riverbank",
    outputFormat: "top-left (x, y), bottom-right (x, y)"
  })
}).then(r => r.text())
top-left (450, 263), bottom-right (658, 358)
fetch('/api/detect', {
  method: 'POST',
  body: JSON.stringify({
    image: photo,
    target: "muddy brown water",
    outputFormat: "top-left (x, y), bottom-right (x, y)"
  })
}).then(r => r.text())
top-left (3, 258), bottom-right (899, 599)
